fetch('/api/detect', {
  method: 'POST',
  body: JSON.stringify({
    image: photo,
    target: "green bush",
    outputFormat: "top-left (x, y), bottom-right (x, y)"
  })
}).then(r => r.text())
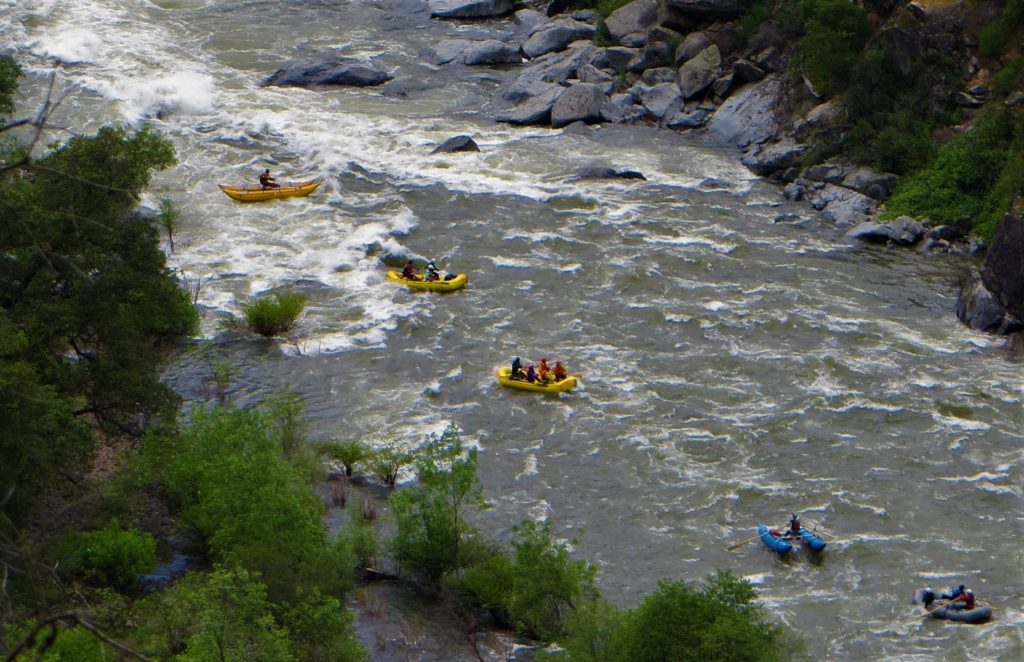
top-left (796, 0), bottom-right (869, 98)
top-left (993, 54), bottom-right (1024, 96)
top-left (456, 520), bottom-right (598, 640)
top-left (367, 440), bottom-right (414, 487)
top-left (283, 588), bottom-right (365, 662)
top-left (64, 519), bottom-right (157, 591)
top-left (388, 423), bottom-right (488, 584)
top-left (979, 0), bottom-right (1024, 56)
top-left (737, 0), bottom-right (771, 40)
top-left (883, 108), bottom-right (1023, 240)
top-left (243, 291), bottom-right (308, 336)
top-left (563, 571), bottom-right (789, 662)
top-left (322, 438), bottom-right (370, 476)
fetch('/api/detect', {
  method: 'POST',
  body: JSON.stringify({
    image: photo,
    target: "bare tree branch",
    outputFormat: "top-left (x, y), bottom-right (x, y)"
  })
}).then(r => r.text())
top-left (4, 612), bottom-right (149, 661)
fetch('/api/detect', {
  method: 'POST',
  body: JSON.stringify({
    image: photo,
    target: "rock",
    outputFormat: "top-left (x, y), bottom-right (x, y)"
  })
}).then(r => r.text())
top-left (663, 0), bottom-right (745, 20)
top-left (810, 185), bottom-right (877, 227)
top-left (578, 64), bottom-right (615, 85)
top-left (496, 84), bottom-right (564, 124)
top-left (980, 212), bottom-right (1024, 322)
top-left (427, 39), bottom-right (521, 66)
top-left (705, 74), bottom-right (782, 148)
top-left (551, 83), bottom-right (607, 127)
top-left (1006, 90), bottom-right (1024, 107)
top-left (604, 0), bottom-right (659, 42)
top-left (956, 91), bottom-right (984, 107)
top-left (600, 92), bottom-right (646, 123)
top-left (674, 31), bottom-right (712, 65)
top-left (929, 225), bottom-right (960, 241)
top-left (636, 82), bottom-right (683, 119)
top-left (514, 9), bottom-right (547, 36)
top-left (841, 167), bottom-right (899, 200)
top-left (431, 135), bottom-right (480, 153)
top-left (733, 58), bottom-right (766, 83)
top-left (601, 47), bottom-right (637, 72)
top-left (428, 0), bottom-right (513, 19)
top-left (523, 18), bottom-right (595, 59)
top-left (627, 40), bottom-right (674, 73)
top-left (262, 60), bottom-right (393, 87)
top-left (665, 107), bottom-right (708, 128)
top-left (620, 32), bottom-right (648, 48)
top-left (642, 67), bottom-right (677, 85)
top-left (712, 72), bottom-right (735, 99)
top-left (502, 43), bottom-right (603, 102)
top-left (957, 272), bottom-right (1019, 333)
top-left (573, 166), bottom-right (647, 180)
top-left (844, 216), bottom-right (924, 245)
top-left (678, 44), bottom-right (721, 98)
top-left (740, 140), bottom-right (806, 176)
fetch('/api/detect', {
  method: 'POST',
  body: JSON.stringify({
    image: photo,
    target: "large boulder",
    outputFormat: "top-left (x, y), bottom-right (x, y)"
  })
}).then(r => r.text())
top-left (844, 216), bottom-right (925, 245)
top-left (663, 0), bottom-right (745, 20)
top-left (428, 0), bottom-right (513, 18)
top-left (262, 60), bottom-right (393, 87)
top-left (705, 74), bottom-right (782, 148)
top-left (605, 0), bottom-right (659, 42)
top-left (627, 40), bottom-right (674, 73)
top-left (522, 18), bottom-right (595, 59)
top-left (502, 43), bottom-right (603, 102)
top-left (427, 39), bottom-right (521, 65)
top-left (572, 166), bottom-right (647, 181)
top-left (740, 141), bottom-right (806, 177)
top-left (496, 84), bottom-right (564, 124)
top-left (678, 44), bottom-right (721, 99)
top-left (636, 82), bottom-right (683, 119)
top-left (957, 272), bottom-right (1021, 334)
top-left (675, 32), bottom-right (712, 66)
top-left (809, 185), bottom-right (877, 227)
top-left (431, 135), bottom-right (480, 153)
top-left (551, 83), bottom-right (607, 127)
top-left (980, 212), bottom-right (1024, 322)
top-left (601, 92), bottom-right (646, 123)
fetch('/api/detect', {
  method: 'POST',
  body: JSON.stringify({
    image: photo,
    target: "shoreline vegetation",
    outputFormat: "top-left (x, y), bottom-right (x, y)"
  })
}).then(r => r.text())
top-left (2, 0), bottom-right (1023, 657)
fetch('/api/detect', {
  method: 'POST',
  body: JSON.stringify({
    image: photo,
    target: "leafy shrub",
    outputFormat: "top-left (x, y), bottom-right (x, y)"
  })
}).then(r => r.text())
top-left (243, 291), bottom-right (308, 336)
top-left (883, 108), bottom-right (1023, 240)
top-left (993, 54), bottom-right (1024, 96)
top-left (455, 520), bottom-right (598, 640)
top-left (283, 589), bottom-right (365, 662)
top-left (979, 0), bottom-right (1024, 56)
top-left (796, 0), bottom-right (869, 97)
top-left (563, 571), bottom-right (789, 662)
top-left (64, 519), bottom-right (157, 591)
top-left (388, 423), bottom-right (488, 584)
top-left (367, 440), bottom-right (414, 487)
top-left (345, 514), bottom-right (378, 568)
top-left (737, 0), bottom-right (772, 41)
top-left (322, 439), bottom-right (369, 476)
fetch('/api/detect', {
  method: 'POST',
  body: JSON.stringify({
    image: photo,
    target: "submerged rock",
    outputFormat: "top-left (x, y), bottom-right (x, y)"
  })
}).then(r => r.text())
top-left (262, 60), bottom-right (393, 87)
top-left (572, 166), bottom-right (647, 181)
top-left (431, 135), bottom-right (480, 153)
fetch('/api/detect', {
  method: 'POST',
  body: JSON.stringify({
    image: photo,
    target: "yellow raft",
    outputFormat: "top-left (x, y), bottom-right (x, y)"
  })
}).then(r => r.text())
top-left (497, 367), bottom-right (578, 393)
top-left (218, 179), bottom-right (320, 202)
top-left (386, 270), bottom-right (468, 292)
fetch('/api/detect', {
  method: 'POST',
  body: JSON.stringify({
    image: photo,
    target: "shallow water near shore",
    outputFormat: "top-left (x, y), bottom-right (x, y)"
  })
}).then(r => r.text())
top-left (7, 1), bottom-right (1023, 659)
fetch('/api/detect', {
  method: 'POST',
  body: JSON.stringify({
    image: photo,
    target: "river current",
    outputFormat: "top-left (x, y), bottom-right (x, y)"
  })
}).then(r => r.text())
top-left (5, 1), bottom-right (1022, 659)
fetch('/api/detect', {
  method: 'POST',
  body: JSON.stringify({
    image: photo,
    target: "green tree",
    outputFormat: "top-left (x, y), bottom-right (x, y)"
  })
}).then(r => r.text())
top-left (796, 0), bottom-right (869, 97)
top-left (282, 589), bottom-right (366, 662)
top-left (62, 519), bottom-right (157, 592)
top-left (388, 423), bottom-right (488, 584)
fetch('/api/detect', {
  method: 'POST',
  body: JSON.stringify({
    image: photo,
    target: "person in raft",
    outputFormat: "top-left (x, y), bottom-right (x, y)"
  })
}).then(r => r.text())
top-left (511, 356), bottom-right (525, 380)
top-left (553, 360), bottom-right (567, 381)
top-left (784, 514), bottom-right (801, 539)
top-left (401, 260), bottom-right (417, 280)
top-left (948, 589), bottom-right (976, 610)
top-left (941, 584), bottom-right (967, 600)
top-left (537, 358), bottom-right (552, 383)
top-left (259, 168), bottom-right (280, 189)
top-left (426, 261), bottom-right (440, 281)
top-left (525, 364), bottom-right (537, 383)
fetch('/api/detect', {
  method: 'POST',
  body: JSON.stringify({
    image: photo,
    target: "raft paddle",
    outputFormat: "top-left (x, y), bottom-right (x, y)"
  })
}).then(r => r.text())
top-left (728, 527), bottom-right (780, 551)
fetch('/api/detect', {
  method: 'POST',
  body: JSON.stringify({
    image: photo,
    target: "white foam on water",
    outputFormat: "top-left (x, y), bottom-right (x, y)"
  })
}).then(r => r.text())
top-left (930, 413), bottom-right (992, 432)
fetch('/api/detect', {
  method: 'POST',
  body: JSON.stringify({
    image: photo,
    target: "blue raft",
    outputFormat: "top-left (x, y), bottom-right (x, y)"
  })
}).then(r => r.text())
top-left (913, 589), bottom-right (993, 624)
top-left (798, 528), bottom-right (827, 552)
top-left (758, 523), bottom-right (793, 554)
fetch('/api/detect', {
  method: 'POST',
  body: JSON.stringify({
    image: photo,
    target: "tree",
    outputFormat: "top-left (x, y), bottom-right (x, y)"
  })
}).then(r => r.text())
top-left (388, 423), bottom-right (489, 584)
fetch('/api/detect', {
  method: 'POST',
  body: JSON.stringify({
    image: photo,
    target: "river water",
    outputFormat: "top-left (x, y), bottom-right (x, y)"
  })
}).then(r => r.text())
top-left (6, 1), bottom-right (1022, 659)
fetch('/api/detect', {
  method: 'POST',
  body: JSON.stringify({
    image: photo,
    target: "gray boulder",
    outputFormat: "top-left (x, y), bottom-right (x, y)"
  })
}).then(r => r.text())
top-left (502, 43), bottom-right (603, 102)
top-left (514, 9), bottom-right (547, 36)
top-left (572, 166), bottom-right (647, 180)
top-left (740, 141), bottom-right (806, 176)
top-left (628, 41), bottom-right (674, 73)
top-left (841, 167), bottom-right (899, 201)
top-left (705, 74), bottom-right (783, 148)
top-left (980, 212), bottom-right (1024, 322)
top-left (523, 18), bottom-right (596, 59)
top-left (845, 216), bottom-right (925, 245)
top-left (429, 0), bottom-right (513, 18)
top-left (809, 185), bottom-right (877, 227)
top-left (663, 0), bottom-right (745, 20)
top-left (675, 32), bottom-right (712, 65)
top-left (496, 84), bottom-right (564, 124)
top-left (431, 135), bottom-right (480, 153)
top-left (262, 60), bottom-right (393, 87)
top-left (551, 83), bottom-right (607, 127)
top-left (601, 93), bottom-right (646, 123)
top-left (427, 39), bottom-right (520, 66)
top-left (636, 82), bottom-right (683, 119)
top-left (957, 272), bottom-right (1021, 333)
top-left (579, 64), bottom-right (615, 85)
top-left (605, 0), bottom-right (659, 42)
top-left (601, 47), bottom-right (638, 72)
top-left (642, 67), bottom-right (678, 85)
top-left (666, 107), bottom-right (709, 128)
top-left (678, 45), bottom-right (721, 99)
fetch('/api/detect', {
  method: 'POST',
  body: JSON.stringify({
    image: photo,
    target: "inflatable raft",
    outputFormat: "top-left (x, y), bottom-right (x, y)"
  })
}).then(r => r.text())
top-left (497, 367), bottom-right (577, 393)
top-left (913, 589), bottom-right (993, 624)
top-left (219, 179), bottom-right (320, 202)
top-left (385, 270), bottom-right (467, 292)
